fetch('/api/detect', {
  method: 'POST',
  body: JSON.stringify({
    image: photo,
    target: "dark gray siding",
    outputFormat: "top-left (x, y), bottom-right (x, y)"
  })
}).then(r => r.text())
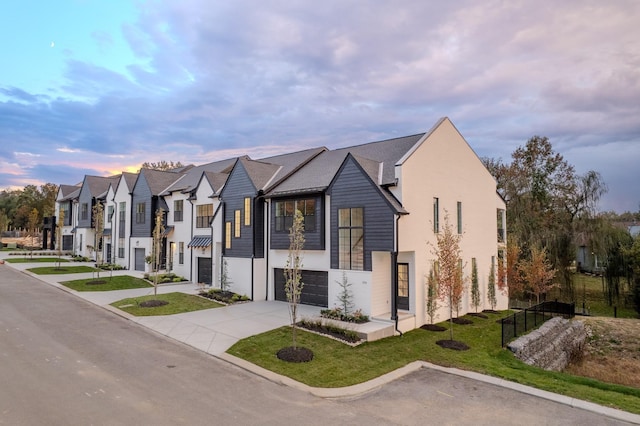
top-left (131, 174), bottom-right (152, 237)
top-left (221, 162), bottom-right (258, 258)
top-left (329, 158), bottom-right (395, 271)
top-left (269, 195), bottom-right (324, 250)
top-left (254, 199), bottom-right (265, 258)
top-left (76, 184), bottom-right (94, 228)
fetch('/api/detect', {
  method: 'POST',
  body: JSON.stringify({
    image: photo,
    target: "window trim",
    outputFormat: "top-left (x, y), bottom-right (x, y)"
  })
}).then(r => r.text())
top-left (244, 197), bottom-right (251, 226)
top-left (135, 202), bottom-right (145, 224)
top-left (457, 201), bottom-right (462, 234)
top-left (174, 200), bottom-right (184, 222)
top-left (274, 198), bottom-right (316, 232)
top-left (225, 222), bottom-right (232, 249)
top-left (433, 197), bottom-right (439, 233)
top-left (196, 203), bottom-right (213, 228)
top-left (234, 210), bottom-right (241, 237)
top-left (338, 207), bottom-right (364, 271)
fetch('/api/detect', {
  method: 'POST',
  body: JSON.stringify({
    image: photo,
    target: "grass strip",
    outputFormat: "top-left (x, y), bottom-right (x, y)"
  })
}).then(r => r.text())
top-left (26, 265), bottom-right (98, 275)
top-left (228, 311), bottom-right (640, 414)
top-left (61, 275), bottom-right (152, 291)
top-left (111, 292), bottom-right (223, 316)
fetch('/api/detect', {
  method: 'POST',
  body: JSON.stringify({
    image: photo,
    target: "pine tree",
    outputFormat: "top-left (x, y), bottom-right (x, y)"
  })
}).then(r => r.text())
top-left (470, 257), bottom-right (480, 313)
top-left (488, 259), bottom-right (497, 310)
top-left (426, 262), bottom-right (438, 324)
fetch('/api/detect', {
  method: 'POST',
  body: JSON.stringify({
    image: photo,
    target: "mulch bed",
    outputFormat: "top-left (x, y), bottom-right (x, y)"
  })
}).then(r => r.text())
top-left (298, 322), bottom-right (361, 344)
top-left (436, 339), bottom-right (470, 351)
top-left (276, 346), bottom-right (314, 363)
top-left (483, 309), bottom-right (499, 314)
top-left (139, 300), bottom-right (169, 308)
top-left (451, 317), bottom-right (474, 325)
top-left (468, 312), bottom-right (488, 319)
top-left (421, 324), bottom-right (447, 332)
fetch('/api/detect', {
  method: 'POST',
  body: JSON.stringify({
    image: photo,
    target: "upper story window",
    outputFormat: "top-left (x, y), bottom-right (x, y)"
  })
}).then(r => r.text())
top-left (61, 202), bottom-right (71, 226)
top-left (81, 203), bottom-right (89, 221)
top-left (119, 202), bottom-right (126, 222)
top-left (234, 210), bottom-right (241, 237)
top-left (196, 204), bottom-right (213, 228)
top-left (433, 197), bottom-right (439, 233)
top-left (225, 222), bottom-right (232, 249)
top-left (107, 206), bottom-right (114, 223)
top-left (457, 201), bottom-right (462, 234)
top-left (136, 202), bottom-right (145, 224)
top-left (275, 198), bottom-right (316, 232)
top-left (338, 207), bottom-right (364, 270)
top-left (174, 200), bottom-right (183, 222)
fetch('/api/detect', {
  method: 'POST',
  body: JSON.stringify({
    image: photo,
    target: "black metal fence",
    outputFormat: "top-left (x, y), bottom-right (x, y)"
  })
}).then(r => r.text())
top-left (501, 301), bottom-right (575, 347)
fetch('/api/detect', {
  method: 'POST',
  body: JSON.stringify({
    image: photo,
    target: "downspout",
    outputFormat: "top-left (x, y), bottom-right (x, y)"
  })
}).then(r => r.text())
top-left (392, 213), bottom-right (403, 336)
top-left (188, 195), bottom-right (195, 283)
top-left (264, 198), bottom-right (269, 300)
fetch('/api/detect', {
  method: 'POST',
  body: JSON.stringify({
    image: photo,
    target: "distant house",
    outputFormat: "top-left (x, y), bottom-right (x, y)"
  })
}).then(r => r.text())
top-left (54, 117), bottom-right (508, 332)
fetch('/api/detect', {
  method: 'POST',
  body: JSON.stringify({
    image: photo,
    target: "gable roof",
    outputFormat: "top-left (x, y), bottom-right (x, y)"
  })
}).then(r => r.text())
top-left (137, 169), bottom-right (184, 196)
top-left (83, 175), bottom-right (121, 200)
top-left (117, 172), bottom-right (138, 194)
top-left (58, 184), bottom-right (81, 201)
top-left (267, 134), bottom-right (424, 197)
top-left (161, 157), bottom-right (237, 195)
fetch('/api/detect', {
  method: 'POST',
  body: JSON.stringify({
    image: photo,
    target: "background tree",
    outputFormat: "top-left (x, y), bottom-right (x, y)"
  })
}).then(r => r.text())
top-left (0, 210), bottom-right (8, 245)
top-left (470, 258), bottom-right (480, 313)
top-left (629, 237), bottom-right (640, 315)
top-left (519, 246), bottom-right (557, 304)
top-left (425, 262), bottom-right (438, 324)
top-left (434, 214), bottom-right (465, 341)
top-left (284, 209), bottom-right (305, 349)
top-left (140, 161), bottom-right (185, 171)
top-left (484, 136), bottom-right (606, 300)
top-left (498, 242), bottom-right (524, 300)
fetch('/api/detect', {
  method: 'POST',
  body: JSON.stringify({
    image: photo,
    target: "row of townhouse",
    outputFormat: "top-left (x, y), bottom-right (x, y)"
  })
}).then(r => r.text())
top-left (55, 117), bottom-right (508, 331)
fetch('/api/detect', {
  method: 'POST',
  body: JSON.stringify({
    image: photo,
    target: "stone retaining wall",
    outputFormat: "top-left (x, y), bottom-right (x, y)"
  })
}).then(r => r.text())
top-left (507, 317), bottom-right (586, 371)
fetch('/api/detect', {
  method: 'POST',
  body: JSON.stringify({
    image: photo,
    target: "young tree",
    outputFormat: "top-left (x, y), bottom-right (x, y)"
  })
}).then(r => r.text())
top-left (519, 246), bottom-right (557, 304)
top-left (151, 208), bottom-right (165, 297)
top-left (425, 262), bottom-right (438, 324)
top-left (284, 209), bottom-right (305, 349)
top-left (434, 214), bottom-right (465, 341)
top-left (336, 271), bottom-right (354, 316)
top-left (498, 242), bottom-right (524, 299)
top-left (470, 258), bottom-right (480, 313)
top-left (92, 202), bottom-right (104, 275)
top-left (56, 210), bottom-right (64, 269)
top-left (27, 208), bottom-right (39, 258)
top-left (220, 259), bottom-right (232, 292)
top-left (488, 259), bottom-right (497, 310)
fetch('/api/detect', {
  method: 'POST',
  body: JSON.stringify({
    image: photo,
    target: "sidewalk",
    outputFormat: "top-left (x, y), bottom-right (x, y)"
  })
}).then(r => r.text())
top-left (2, 253), bottom-right (639, 424)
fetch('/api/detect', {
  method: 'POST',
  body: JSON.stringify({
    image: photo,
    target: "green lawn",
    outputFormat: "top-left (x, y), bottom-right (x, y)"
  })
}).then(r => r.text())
top-left (111, 292), bottom-right (223, 316)
top-left (571, 273), bottom-right (637, 318)
top-left (228, 312), bottom-right (640, 414)
top-left (6, 257), bottom-right (69, 263)
top-left (26, 266), bottom-right (98, 275)
top-left (61, 275), bottom-right (152, 291)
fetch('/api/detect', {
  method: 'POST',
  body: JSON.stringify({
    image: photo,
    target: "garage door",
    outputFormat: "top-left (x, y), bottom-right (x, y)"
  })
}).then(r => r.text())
top-left (134, 248), bottom-right (146, 271)
top-left (197, 257), bottom-right (212, 285)
top-left (274, 269), bottom-right (328, 307)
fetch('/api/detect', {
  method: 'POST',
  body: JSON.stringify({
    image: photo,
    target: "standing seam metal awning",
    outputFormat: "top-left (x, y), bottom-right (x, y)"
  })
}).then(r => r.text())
top-left (187, 236), bottom-right (212, 248)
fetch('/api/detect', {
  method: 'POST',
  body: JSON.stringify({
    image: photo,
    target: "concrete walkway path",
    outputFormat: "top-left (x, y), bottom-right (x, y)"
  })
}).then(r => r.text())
top-left (2, 253), bottom-right (639, 424)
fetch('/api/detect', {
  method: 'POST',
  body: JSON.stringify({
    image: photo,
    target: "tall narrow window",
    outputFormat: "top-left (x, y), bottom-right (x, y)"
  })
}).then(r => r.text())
top-left (244, 197), bottom-right (251, 226)
top-left (174, 200), bottom-right (183, 222)
top-left (433, 197), bottom-right (439, 233)
top-left (136, 202), bottom-right (145, 224)
top-left (457, 201), bottom-right (462, 234)
top-left (81, 203), bottom-right (89, 221)
top-left (234, 210), bottom-right (241, 237)
top-left (107, 206), bottom-right (114, 223)
top-left (179, 242), bottom-right (184, 265)
top-left (338, 207), bottom-right (364, 270)
top-left (225, 222), bottom-right (232, 249)
top-left (118, 202), bottom-right (126, 238)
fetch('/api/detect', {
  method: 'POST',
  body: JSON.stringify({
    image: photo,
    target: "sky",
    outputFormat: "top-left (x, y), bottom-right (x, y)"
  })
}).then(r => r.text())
top-left (1, 1), bottom-right (639, 213)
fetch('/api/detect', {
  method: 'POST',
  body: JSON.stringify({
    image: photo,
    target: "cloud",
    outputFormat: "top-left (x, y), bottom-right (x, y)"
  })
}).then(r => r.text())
top-left (0, 0), bottom-right (638, 211)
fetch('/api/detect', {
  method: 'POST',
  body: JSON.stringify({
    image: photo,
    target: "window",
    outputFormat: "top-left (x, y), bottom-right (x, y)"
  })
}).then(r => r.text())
top-left (338, 207), bottom-right (364, 270)
top-left (225, 222), bottom-right (232, 249)
top-left (497, 208), bottom-right (506, 242)
top-left (118, 202), bottom-right (126, 238)
top-left (275, 198), bottom-right (316, 232)
top-left (196, 204), bottom-right (213, 228)
top-left (457, 201), bottom-right (462, 234)
top-left (136, 202), bottom-right (145, 224)
top-left (108, 206), bottom-right (114, 223)
top-left (179, 242), bottom-right (184, 265)
top-left (174, 200), bottom-right (183, 222)
top-left (433, 197), bottom-right (439, 233)
top-left (61, 202), bottom-right (71, 226)
top-left (118, 238), bottom-right (125, 258)
top-left (119, 202), bottom-right (126, 221)
top-left (81, 203), bottom-right (88, 221)
top-left (398, 263), bottom-right (409, 298)
top-left (244, 197), bottom-right (251, 226)
top-left (234, 210), bottom-right (241, 237)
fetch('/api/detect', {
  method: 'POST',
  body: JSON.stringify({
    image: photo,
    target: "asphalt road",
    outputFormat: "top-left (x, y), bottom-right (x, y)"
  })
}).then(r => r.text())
top-left (0, 264), bottom-right (633, 425)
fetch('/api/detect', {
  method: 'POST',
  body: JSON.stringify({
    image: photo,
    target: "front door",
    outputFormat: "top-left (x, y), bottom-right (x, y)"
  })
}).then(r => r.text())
top-left (397, 263), bottom-right (409, 311)
top-left (197, 257), bottom-right (212, 285)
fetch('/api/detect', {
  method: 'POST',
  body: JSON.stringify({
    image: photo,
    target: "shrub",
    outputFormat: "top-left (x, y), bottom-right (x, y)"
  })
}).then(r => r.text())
top-left (320, 307), bottom-right (369, 324)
